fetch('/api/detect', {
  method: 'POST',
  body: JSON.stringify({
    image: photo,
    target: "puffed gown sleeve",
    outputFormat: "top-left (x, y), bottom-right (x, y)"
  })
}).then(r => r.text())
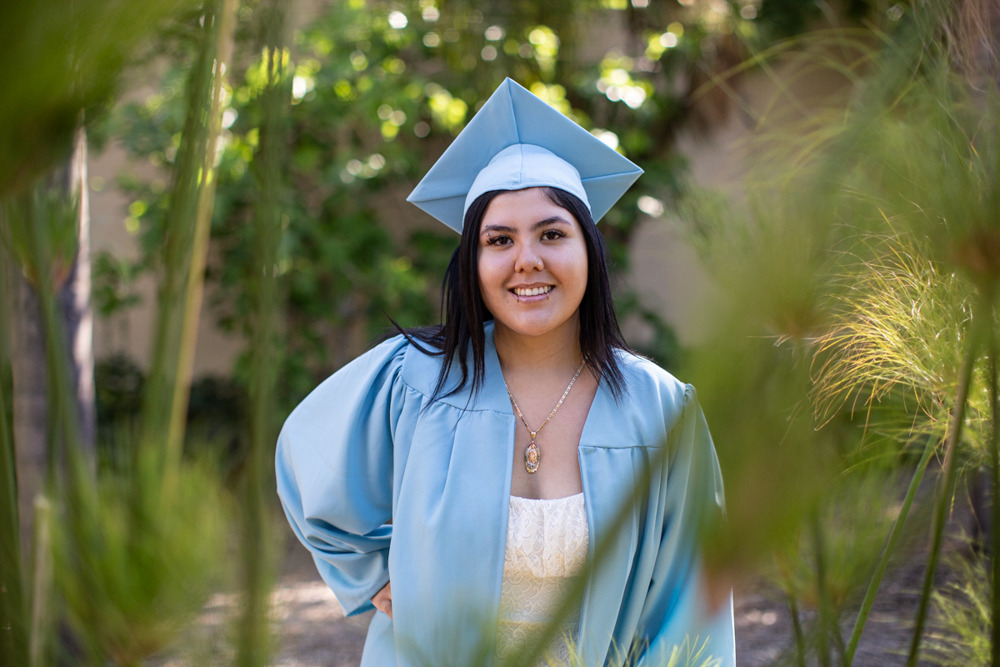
top-left (275, 335), bottom-right (410, 617)
top-left (637, 386), bottom-right (735, 666)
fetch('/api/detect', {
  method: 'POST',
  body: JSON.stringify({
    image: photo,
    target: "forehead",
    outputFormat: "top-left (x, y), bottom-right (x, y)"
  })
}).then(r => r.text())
top-left (481, 188), bottom-right (579, 229)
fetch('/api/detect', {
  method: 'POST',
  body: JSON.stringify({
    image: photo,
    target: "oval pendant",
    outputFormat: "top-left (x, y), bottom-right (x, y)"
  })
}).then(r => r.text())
top-left (524, 442), bottom-right (540, 474)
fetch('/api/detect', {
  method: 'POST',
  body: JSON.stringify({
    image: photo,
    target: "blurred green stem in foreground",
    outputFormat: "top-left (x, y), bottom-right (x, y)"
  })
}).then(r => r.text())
top-left (810, 514), bottom-right (833, 667)
top-left (844, 433), bottom-right (936, 665)
top-left (12, 164), bottom-right (228, 667)
top-left (141, 0), bottom-right (236, 478)
top-left (28, 495), bottom-right (52, 667)
top-left (9, 185), bottom-right (86, 667)
top-left (236, 0), bottom-right (288, 664)
top-left (904, 295), bottom-right (984, 667)
top-left (787, 589), bottom-right (806, 667)
top-left (987, 295), bottom-right (1000, 667)
top-left (0, 234), bottom-right (27, 667)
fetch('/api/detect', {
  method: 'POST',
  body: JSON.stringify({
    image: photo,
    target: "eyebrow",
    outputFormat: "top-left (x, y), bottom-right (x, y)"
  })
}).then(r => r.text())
top-left (481, 216), bottom-right (572, 235)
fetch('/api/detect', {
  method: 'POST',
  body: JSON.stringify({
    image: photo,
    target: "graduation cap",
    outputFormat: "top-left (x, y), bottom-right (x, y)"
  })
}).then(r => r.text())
top-left (406, 78), bottom-right (643, 233)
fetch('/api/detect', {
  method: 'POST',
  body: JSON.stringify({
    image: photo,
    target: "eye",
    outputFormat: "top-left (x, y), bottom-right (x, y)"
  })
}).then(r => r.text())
top-left (541, 229), bottom-right (565, 241)
top-left (486, 234), bottom-right (512, 246)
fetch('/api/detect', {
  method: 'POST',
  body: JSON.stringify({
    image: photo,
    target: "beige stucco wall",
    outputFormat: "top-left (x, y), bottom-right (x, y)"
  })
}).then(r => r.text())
top-left (89, 142), bottom-right (244, 375)
top-left (627, 45), bottom-right (855, 347)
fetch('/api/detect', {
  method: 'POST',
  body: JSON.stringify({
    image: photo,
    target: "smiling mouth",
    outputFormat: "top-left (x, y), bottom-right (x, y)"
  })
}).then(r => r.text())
top-left (511, 285), bottom-right (554, 297)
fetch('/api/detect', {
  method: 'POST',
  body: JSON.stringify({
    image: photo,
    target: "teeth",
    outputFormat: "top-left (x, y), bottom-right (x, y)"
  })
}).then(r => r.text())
top-left (514, 286), bottom-right (553, 297)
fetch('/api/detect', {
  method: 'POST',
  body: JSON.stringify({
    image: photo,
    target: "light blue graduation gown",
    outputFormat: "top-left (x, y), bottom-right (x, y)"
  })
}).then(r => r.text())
top-left (276, 322), bottom-right (735, 667)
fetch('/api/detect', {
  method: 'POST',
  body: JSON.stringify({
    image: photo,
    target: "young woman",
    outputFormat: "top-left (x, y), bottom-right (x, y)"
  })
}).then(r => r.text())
top-left (276, 79), bottom-right (735, 667)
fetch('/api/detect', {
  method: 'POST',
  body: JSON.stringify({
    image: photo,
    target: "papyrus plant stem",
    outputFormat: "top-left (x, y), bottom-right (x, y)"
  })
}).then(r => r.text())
top-left (904, 301), bottom-right (985, 667)
top-left (811, 514), bottom-right (833, 667)
top-left (28, 495), bottom-right (51, 667)
top-left (788, 590), bottom-right (807, 667)
top-left (0, 238), bottom-right (27, 667)
top-left (166, 0), bottom-right (236, 486)
top-left (15, 190), bottom-right (83, 667)
top-left (236, 0), bottom-right (286, 664)
top-left (843, 429), bottom-right (937, 666)
top-left (986, 296), bottom-right (999, 667)
top-left (142, 0), bottom-right (234, 477)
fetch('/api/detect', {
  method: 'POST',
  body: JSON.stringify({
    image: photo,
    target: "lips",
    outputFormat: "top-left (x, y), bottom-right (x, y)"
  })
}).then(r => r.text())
top-left (511, 285), bottom-right (554, 297)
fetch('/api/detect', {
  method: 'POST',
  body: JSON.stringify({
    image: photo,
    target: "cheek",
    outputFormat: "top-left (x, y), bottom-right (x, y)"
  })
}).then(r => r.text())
top-left (556, 245), bottom-right (589, 299)
top-left (477, 252), bottom-right (508, 300)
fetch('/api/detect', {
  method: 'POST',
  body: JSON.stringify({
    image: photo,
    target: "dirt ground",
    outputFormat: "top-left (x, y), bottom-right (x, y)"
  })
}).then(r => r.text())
top-left (257, 528), bottom-right (949, 667)
top-left (160, 495), bottom-right (980, 667)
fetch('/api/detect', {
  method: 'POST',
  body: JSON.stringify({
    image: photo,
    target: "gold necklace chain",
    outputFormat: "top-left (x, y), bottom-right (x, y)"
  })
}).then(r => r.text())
top-left (503, 360), bottom-right (586, 474)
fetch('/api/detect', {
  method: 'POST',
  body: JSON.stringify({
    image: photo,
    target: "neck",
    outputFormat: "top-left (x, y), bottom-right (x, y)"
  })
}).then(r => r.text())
top-left (493, 315), bottom-right (583, 375)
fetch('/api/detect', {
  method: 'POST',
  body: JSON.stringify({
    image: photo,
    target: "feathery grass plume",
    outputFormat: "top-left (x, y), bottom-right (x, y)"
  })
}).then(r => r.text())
top-left (928, 548), bottom-right (991, 667)
top-left (810, 11), bottom-right (1000, 662)
top-left (833, 51), bottom-right (1000, 293)
top-left (811, 230), bottom-right (996, 468)
top-left (680, 3), bottom-right (1000, 663)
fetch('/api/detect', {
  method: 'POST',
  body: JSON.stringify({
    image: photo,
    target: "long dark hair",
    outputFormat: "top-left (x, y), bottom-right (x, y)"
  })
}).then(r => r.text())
top-left (395, 187), bottom-right (632, 402)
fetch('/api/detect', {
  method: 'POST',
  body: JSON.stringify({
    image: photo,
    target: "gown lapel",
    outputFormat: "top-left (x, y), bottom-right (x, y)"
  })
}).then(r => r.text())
top-left (577, 380), bottom-right (643, 667)
top-left (467, 324), bottom-right (640, 667)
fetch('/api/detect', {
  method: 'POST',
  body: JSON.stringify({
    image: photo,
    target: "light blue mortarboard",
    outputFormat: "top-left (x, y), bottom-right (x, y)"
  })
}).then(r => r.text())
top-left (406, 78), bottom-right (643, 233)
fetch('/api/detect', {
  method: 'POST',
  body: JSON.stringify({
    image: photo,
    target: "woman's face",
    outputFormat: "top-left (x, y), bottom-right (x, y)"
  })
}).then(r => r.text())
top-left (477, 188), bottom-right (589, 339)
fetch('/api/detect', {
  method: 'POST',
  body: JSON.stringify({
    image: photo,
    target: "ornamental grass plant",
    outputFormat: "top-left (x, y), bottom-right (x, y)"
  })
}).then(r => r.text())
top-left (0, 0), bottom-right (283, 665)
top-left (679, 2), bottom-right (1000, 665)
top-left (930, 548), bottom-right (992, 667)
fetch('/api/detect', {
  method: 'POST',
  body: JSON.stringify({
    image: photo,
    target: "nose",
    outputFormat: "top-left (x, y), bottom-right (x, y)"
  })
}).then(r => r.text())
top-left (513, 239), bottom-right (543, 273)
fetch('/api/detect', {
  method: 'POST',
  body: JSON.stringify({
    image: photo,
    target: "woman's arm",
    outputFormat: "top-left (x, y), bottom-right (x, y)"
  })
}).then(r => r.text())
top-left (275, 336), bottom-right (411, 616)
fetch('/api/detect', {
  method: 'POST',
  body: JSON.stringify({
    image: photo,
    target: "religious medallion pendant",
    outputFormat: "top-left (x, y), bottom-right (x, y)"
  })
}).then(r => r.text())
top-left (524, 433), bottom-right (540, 474)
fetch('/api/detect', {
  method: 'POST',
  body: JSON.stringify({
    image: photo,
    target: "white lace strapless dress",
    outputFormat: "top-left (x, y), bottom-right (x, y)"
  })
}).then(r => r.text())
top-left (495, 493), bottom-right (590, 666)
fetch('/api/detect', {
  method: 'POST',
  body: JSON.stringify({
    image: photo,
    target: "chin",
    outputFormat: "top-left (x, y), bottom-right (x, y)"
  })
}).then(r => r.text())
top-left (505, 323), bottom-right (559, 338)
top-left (494, 312), bottom-right (576, 338)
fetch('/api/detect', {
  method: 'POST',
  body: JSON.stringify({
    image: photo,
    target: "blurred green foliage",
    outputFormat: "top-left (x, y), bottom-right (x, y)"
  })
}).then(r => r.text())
top-left (678, 2), bottom-right (1000, 664)
top-left (54, 448), bottom-right (228, 667)
top-left (105, 0), bottom-right (891, 412)
top-left (1, 189), bottom-right (79, 291)
top-left (94, 355), bottom-right (245, 476)
top-left (931, 549), bottom-right (992, 667)
top-left (0, 0), bottom-right (198, 197)
top-left (1, 1), bottom-right (244, 664)
top-left (92, 252), bottom-right (142, 320)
